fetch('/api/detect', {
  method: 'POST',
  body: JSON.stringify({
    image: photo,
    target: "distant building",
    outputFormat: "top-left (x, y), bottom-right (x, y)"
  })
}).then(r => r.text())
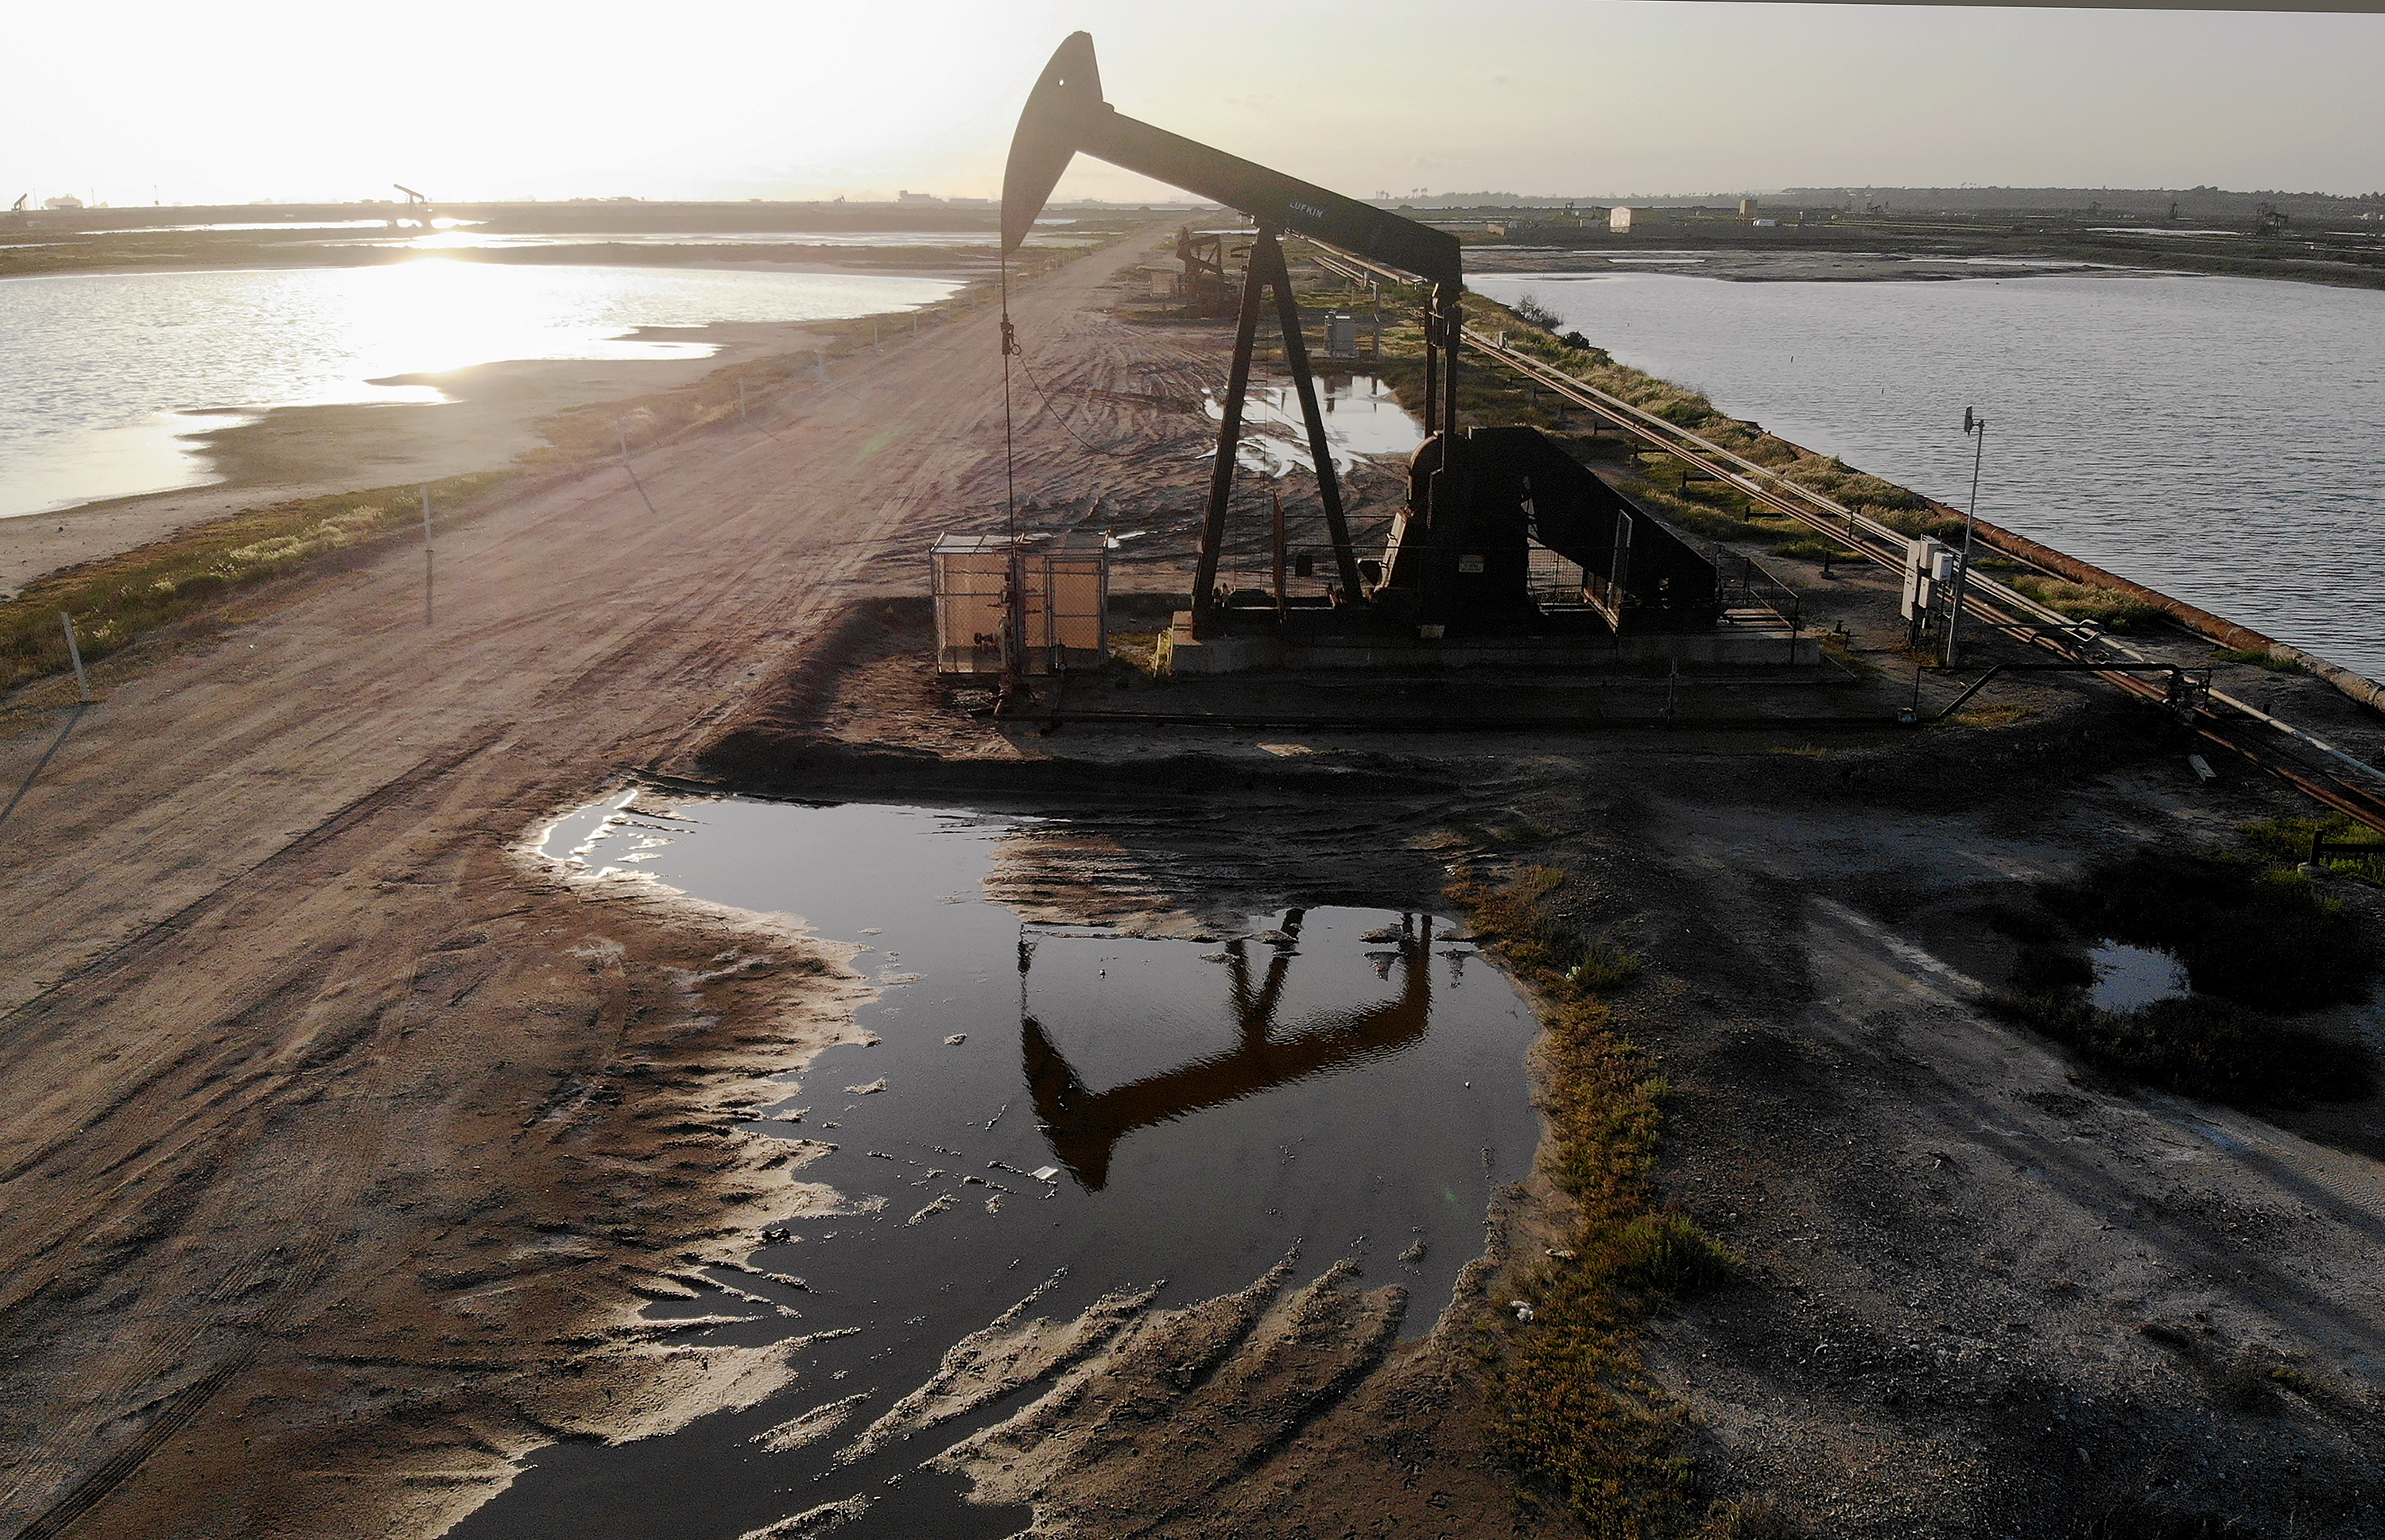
top-left (44, 194), bottom-right (83, 210)
top-left (1739, 197), bottom-right (1759, 216)
top-left (1609, 206), bottom-right (1633, 232)
top-left (897, 189), bottom-right (938, 204)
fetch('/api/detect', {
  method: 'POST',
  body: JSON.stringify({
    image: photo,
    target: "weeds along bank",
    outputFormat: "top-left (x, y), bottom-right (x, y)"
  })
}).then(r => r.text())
top-left (0, 473), bottom-right (510, 704)
top-left (1452, 865), bottom-right (1760, 1537)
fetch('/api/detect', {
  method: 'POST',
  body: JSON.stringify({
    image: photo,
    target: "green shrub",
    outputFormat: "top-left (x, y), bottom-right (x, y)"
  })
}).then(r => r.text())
top-left (2240, 815), bottom-right (2385, 884)
top-left (1599, 1209), bottom-right (1739, 1297)
top-left (1510, 293), bottom-right (1565, 330)
top-left (2006, 576), bottom-right (2159, 631)
top-left (1569, 942), bottom-right (1644, 992)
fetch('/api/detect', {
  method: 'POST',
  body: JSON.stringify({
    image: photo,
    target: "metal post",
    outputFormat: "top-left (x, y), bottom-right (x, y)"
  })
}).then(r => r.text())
top-left (1947, 409), bottom-right (1986, 666)
top-left (999, 543), bottom-right (1028, 711)
top-left (739, 378), bottom-right (747, 422)
top-left (1421, 297), bottom-right (1439, 439)
top-left (1191, 230), bottom-right (1273, 623)
top-left (1271, 488), bottom-right (1287, 619)
top-left (1438, 285), bottom-right (1461, 439)
top-left (59, 612), bottom-right (90, 702)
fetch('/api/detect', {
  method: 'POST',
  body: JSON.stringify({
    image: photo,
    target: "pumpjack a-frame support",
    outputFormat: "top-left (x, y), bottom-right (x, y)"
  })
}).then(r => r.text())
top-left (1001, 30), bottom-right (1468, 635)
top-left (1190, 227), bottom-right (1366, 619)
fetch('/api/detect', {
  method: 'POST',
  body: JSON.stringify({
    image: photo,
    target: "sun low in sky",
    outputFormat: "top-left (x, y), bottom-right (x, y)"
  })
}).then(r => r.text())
top-left (7, 0), bottom-right (2381, 208)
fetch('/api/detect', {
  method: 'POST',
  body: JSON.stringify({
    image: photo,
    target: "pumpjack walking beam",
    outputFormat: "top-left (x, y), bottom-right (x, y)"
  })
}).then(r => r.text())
top-left (1000, 35), bottom-right (1460, 290)
top-left (1001, 32), bottom-right (1466, 626)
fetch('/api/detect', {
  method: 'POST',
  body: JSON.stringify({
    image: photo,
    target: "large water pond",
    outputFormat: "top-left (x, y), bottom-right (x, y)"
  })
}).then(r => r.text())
top-left (468, 793), bottom-right (1540, 1539)
top-left (1473, 272), bottom-right (2385, 677)
top-left (0, 262), bottom-right (960, 518)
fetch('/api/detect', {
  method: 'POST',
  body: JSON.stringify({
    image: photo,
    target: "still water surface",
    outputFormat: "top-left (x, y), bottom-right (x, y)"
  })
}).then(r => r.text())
top-left (1476, 272), bottom-right (2385, 677)
top-left (472, 793), bottom-right (1538, 1539)
top-left (0, 261), bottom-right (960, 518)
top-left (1204, 374), bottom-right (1426, 475)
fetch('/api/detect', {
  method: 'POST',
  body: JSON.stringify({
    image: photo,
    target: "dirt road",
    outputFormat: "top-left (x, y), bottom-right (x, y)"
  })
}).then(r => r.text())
top-left (0, 223), bottom-right (1207, 1538)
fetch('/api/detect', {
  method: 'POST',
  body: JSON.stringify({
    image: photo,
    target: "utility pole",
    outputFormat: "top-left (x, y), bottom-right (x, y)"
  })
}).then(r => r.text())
top-left (1945, 408), bottom-right (1988, 666)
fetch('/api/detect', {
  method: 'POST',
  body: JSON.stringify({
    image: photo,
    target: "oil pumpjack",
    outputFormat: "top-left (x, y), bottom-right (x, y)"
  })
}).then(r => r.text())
top-left (1000, 33), bottom-right (1723, 667)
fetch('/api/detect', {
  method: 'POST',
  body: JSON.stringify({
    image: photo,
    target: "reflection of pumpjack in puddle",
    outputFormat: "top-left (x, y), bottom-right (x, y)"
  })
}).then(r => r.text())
top-left (1020, 910), bottom-right (1438, 1190)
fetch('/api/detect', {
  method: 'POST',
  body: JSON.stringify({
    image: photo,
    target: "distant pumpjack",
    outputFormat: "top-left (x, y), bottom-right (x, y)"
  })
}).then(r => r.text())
top-left (1174, 225), bottom-right (1235, 319)
top-left (394, 183), bottom-right (432, 226)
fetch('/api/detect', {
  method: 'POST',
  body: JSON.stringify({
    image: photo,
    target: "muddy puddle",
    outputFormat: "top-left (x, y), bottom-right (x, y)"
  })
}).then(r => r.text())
top-left (2087, 940), bottom-right (2190, 1011)
top-left (468, 793), bottom-right (1540, 1539)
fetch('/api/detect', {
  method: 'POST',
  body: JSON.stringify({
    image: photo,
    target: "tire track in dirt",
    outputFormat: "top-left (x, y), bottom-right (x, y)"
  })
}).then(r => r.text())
top-left (0, 732), bottom-right (505, 1047)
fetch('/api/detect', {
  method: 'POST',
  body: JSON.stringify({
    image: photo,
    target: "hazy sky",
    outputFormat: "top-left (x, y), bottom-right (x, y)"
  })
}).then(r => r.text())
top-left (9, 1), bottom-right (2381, 208)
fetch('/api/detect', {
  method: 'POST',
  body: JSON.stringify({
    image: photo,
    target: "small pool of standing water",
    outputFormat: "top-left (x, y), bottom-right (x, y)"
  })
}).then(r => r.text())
top-left (2088, 940), bottom-right (2191, 1011)
top-left (457, 793), bottom-right (1542, 1540)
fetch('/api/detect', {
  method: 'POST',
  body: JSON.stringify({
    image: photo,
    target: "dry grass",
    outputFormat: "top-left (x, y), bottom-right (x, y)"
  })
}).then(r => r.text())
top-left (2212, 646), bottom-right (2305, 673)
top-left (1770, 538), bottom-right (1862, 563)
top-left (1451, 864), bottom-right (1747, 1536)
top-left (1946, 702), bottom-right (2038, 728)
